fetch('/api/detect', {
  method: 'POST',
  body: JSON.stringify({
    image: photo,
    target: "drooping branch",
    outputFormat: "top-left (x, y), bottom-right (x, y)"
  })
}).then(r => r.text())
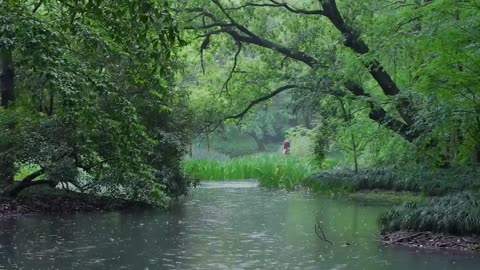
top-left (222, 42), bottom-right (242, 93)
top-left (226, 84), bottom-right (297, 120)
top-left (200, 34), bottom-right (211, 74)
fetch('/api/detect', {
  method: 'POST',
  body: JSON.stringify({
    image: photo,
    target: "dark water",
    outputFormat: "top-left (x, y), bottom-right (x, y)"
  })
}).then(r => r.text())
top-left (1, 181), bottom-right (480, 270)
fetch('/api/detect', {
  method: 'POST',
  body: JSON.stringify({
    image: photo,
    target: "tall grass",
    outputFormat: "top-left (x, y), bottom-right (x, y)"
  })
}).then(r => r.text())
top-left (306, 166), bottom-right (480, 195)
top-left (380, 192), bottom-right (480, 235)
top-left (183, 153), bottom-right (314, 189)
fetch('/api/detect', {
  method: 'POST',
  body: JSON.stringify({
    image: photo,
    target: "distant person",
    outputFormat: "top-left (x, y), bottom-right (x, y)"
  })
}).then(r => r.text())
top-left (282, 139), bottom-right (290, 155)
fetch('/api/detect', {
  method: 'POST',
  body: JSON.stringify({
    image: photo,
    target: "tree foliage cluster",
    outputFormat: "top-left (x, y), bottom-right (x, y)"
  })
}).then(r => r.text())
top-left (177, 0), bottom-right (480, 169)
top-left (0, 0), bottom-right (194, 204)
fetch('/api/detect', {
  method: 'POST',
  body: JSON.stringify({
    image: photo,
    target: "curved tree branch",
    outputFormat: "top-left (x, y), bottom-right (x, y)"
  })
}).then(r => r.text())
top-left (230, 1), bottom-right (324, 15)
top-left (226, 84), bottom-right (297, 120)
top-left (185, 1), bottom-right (417, 141)
top-left (222, 42), bottom-right (242, 93)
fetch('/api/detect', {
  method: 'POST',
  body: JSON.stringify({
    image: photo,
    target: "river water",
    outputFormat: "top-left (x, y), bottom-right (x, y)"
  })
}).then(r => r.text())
top-left (1, 181), bottom-right (480, 269)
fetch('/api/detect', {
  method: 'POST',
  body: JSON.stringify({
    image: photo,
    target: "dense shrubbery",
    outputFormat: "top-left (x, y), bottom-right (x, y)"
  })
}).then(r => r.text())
top-left (0, 1), bottom-right (195, 205)
top-left (305, 166), bottom-right (480, 195)
top-left (380, 192), bottom-right (480, 235)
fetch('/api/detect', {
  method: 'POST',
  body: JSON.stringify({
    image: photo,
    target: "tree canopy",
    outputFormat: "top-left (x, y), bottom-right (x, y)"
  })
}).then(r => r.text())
top-left (177, 0), bottom-right (480, 168)
top-left (0, 0), bottom-right (194, 204)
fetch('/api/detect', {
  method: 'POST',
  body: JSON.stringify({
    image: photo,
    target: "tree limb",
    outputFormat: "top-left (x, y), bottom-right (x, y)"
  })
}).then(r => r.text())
top-left (19, 168), bottom-right (45, 183)
top-left (226, 84), bottom-right (297, 120)
top-left (222, 42), bottom-right (242, 93)
top-left (186, 1), bottom-right (418, 141)
top-left (230, 1), bottom-right (324, 15)
top-left (6, 180), bottom-right (57, 198)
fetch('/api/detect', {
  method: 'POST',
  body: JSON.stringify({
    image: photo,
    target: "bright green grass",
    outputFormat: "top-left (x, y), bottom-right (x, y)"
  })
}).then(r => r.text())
top-left (15, 164), bottom-right (40, 180)
top-left (183, 153), bottom-right (315, 189)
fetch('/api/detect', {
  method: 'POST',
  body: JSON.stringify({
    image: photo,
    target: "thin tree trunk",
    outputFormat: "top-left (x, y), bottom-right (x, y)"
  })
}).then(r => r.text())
top-left (189, 142), bottom-right (193, 158)
top-left (0, 48), bottom-right (15, 189)
top-left (249, 132), bottom-right (266, 151)
top-left (0, 48), bottom-right (15, 107)
top-left (351, 132), bottom-right (359, 173)
top-left (206, 132), bottom-right (210, 152)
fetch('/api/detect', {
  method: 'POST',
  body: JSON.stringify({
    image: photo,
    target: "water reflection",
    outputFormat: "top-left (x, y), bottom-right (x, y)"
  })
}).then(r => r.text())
top-left (1, 182), bottom-right (479, 269)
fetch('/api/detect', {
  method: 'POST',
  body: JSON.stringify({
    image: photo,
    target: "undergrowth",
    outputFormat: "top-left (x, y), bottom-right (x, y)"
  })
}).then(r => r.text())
top-left (379, 192), bottom-right (480, 235)
top-left (305, 166), bottom-right (480, 195)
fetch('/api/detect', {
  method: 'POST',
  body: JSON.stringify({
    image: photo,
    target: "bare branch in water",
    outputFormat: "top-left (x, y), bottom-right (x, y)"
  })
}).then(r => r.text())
top-left (315, 216), bottom-right (333, 245)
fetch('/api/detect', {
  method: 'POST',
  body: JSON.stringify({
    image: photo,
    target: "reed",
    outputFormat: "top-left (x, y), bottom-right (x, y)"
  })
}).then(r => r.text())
top-left (183, 153), bottom-right (314, 189)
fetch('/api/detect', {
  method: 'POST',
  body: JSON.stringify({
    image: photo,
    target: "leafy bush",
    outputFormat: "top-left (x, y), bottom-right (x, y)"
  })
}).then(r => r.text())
top-left (380, 192), bottom-right (480, 235)
top-left (0, 1), bottom-right (194, 205)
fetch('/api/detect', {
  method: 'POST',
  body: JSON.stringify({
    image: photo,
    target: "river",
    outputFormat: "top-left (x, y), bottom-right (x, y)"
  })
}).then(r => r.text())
top-left (1, 181), bottom-right (480, 269)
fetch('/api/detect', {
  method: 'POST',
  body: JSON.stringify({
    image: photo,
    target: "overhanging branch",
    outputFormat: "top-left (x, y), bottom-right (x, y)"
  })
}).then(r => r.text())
top-left (226, 84), bottom-right (297, 120)
top-left (229, 0), bottom-right (324, 15)
top-left (222, 42), bottom-right (242, 93)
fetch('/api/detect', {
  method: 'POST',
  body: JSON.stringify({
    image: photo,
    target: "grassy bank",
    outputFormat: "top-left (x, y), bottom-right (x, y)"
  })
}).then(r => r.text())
top-left (380, 192), bottom-right (480, 235)
top-left (305, 166), bottom-right (480, 196)
top-left (183, 153), bottom-right (314, 189)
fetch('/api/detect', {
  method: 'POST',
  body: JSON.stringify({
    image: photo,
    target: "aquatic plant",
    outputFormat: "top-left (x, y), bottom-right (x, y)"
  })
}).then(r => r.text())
top-left (182, 153), bottom-right (314, 189)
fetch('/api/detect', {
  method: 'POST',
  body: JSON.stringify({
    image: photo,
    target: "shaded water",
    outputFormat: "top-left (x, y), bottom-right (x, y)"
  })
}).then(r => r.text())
top-left (1, 181), bottom-right (480, 269)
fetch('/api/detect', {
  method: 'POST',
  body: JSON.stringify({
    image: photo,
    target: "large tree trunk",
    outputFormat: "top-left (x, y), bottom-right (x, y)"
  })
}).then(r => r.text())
top-left (320, 0), bottom-right (415, 126)
top-left (0, 48), bottom-right (16, 189)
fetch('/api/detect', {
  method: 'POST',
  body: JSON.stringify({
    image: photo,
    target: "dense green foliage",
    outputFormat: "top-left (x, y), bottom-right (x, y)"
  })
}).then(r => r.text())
top-left (380, 192), bottom-right (480, 235)
top-left (0, 0), bottom-right (194, 204)
top-left (306, 167), bottom-right (480, 196)
top-left (183, 153), bottom-right (313, 189)
top-left (176, 0), bottom-right (480, 170)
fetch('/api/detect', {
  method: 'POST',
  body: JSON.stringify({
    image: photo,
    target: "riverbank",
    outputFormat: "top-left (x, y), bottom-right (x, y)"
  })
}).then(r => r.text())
top-left (382, 231), bottom-right (480, 251)
top-left (0, 191), bottom-right (149, 216)
top-left (378, 192), bottom-right (480, 252)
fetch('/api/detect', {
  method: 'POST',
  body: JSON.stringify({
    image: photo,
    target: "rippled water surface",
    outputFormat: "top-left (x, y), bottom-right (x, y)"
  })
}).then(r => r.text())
top-left (1, 181), bottom-right (480, 269)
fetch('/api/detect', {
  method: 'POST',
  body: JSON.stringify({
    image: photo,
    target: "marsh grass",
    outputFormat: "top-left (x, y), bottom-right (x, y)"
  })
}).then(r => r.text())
top-left (380, 192), bottom-right (480, 235)
top-left (306, 166), bottom-right (480, 195)
top-left (183, 153), bottom-right (314, 189)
